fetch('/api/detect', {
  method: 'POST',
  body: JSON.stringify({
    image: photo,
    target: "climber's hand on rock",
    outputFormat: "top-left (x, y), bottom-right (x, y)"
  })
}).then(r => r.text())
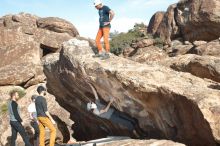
top-left (110, 97), bottom-right (115, 103)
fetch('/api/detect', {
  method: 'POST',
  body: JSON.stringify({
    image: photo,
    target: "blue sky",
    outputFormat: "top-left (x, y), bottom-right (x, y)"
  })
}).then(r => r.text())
top-left (0, 0), bottom-right (177, 38)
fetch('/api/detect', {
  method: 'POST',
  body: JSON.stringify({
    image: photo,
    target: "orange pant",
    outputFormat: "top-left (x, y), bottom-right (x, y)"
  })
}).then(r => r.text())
top-left (38, 117), bottom-right (56, 146)
top-left (95, 27), bottom-right (110, 53)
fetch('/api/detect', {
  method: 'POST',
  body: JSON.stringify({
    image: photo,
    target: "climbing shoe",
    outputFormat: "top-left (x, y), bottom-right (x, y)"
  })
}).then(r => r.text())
top-left (92, 53), bottom-right (103, 58)
top-left (100, 53), bottom-right (110, 60)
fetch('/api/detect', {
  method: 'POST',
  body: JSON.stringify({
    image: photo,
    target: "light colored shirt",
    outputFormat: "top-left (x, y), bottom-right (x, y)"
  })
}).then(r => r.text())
top-left (28, 102), bottom-right (37, 119)
top-left (8, 100), bottom-right (22, 122)
top-left (93, 99), bottom-right (114, 119)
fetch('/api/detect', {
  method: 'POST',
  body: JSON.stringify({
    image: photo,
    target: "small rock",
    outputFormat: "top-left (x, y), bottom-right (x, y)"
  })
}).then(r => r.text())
top-left (184, 41), bottom-right (191, 45)
top-left (193, 41), bottom-right (207, 46)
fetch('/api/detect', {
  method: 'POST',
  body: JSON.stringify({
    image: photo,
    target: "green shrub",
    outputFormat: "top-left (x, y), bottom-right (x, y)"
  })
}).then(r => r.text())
top-left (110, 23), bottom-right (147, 55)
top-left (110, 22), bottom-right (164, 55)
top-left (154, 37), bottom-right (165, 49)
top-left (110, 31), bottom-right (139, 55)
top-left (1, 103), bottom-right (8, 114)
top-left (10, 88), bottom-right (26, 99)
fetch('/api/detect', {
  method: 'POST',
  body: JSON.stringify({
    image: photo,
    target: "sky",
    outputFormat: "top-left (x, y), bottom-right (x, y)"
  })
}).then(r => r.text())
top-left (0, 0), bottom-right (178, 38)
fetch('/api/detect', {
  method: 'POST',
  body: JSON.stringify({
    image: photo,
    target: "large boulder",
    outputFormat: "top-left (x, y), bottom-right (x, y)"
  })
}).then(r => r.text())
top-left (176, 0), bottom-right (220, 42)
top-left (43, 39), bottom-right (220, 146)
top-left (169, 54), bottom-right (220, 83)
top-left (0, 13), bottom-right (78, 87)
top-left (43, 53), bottom-right (133, 141)
top-left (147, 12), bottom-right (165, 35)
top-left (37, 17), bottom-right (79, 37)
top-left (34, 29), bottom-right (73, 52)
top-left (150, 0), bottom-right (220, 43)
top-left (0, 29), bottom-right (45, 87)
top-left (2, 13), bottom-right (39, 29)
top-left (187, 40), bottom-right (220, 57)
top-left (154, 4), bottom-right (180, 44)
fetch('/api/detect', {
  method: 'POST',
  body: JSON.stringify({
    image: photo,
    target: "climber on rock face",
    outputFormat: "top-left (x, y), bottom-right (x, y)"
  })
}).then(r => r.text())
top-left (86, 83), bottom-right (146, 138)
top-left (92, 0), bottom-right (115, 60)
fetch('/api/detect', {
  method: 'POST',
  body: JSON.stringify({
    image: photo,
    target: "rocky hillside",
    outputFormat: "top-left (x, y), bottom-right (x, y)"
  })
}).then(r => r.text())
top-left (1, 0), bottom-right (220, 145)
top-left (148, 0), bottom-right (220, 44)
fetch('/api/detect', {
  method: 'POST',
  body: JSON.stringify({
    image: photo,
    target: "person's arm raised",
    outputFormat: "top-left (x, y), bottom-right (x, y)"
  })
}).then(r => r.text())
top-left (88, 83), bottom-right (99, 100)
top-left (99, 98), bottom-right (114, 114)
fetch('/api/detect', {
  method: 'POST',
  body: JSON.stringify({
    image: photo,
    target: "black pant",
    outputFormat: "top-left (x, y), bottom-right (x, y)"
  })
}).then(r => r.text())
top-left (110, 111), bottom-right (136, 131)
top-left (30, 121), bottom-right (39, 140)
top-left (10, 121), bottom-right (32, 146)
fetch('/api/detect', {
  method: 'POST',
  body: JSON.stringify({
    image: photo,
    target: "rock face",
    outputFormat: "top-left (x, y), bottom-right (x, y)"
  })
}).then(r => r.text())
top-left (147, 12), bottom-right (165, 35)
top-left (37, 17), bottom-right (79, 37)
top-left (43, 53), bottom-right (133, 141)
top-left (167, 44), bottom-right (193, 57)
top-left (169, 54), bottom-right (220, 83)
top-left (129, 46), bottom-right (168, 64)
top-left (177, 0), bottom-right (220, 42)
top-left (154, 4), bottom-right (180, 44)
top-left (43, 39), bottom-right (220, 146)
top-left (0, 32), bottom-right (44, 87)
top-left (0, 84), bottom-right (75, 145)
top-left (188, 40), bottom-right (220, 57)
top-left (149, 0), bottom-right (220, 43)
top-left (0, 13), bottom-right (78, 87)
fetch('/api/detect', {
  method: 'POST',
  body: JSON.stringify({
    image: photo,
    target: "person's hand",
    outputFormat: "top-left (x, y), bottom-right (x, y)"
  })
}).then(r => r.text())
top-left (104, 22), bottom-right (110, 26)
top-left (110, 97), bottom-right (115, 103)
top-left (109, 98), bottom-right (114, 104)
top-left (67, 139), bottom-right (77, 144)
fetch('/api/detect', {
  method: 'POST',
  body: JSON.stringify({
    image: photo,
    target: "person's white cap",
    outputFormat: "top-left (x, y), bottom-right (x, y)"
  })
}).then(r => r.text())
top-left (87, 102), bottom-right (97, 110)
top-left (94, 0), bottom-right (102, 6)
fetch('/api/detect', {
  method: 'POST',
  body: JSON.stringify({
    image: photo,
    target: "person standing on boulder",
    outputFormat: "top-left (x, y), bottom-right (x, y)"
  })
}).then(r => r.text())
top-left (27, 95), bottom-right (39, 146)
top-left (35, 86), bottom-right (56, 146)
top-left (93, 0), bottom-right (115, 60)
top-left (8, 90), bottom-right (32, 146)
